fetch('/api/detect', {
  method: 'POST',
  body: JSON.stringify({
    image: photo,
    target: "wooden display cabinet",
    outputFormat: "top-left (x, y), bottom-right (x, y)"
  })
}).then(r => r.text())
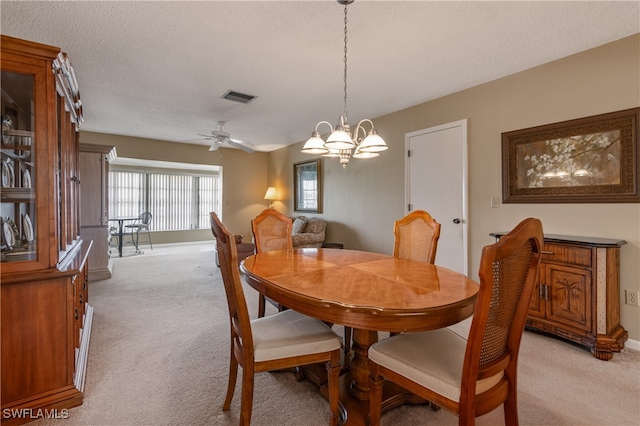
top-left (491, 232), bottom-right (627, 360)
top-left (1, 35), bottom-right (93, 424)
top-left (80, 143), bottom-right (116, 281)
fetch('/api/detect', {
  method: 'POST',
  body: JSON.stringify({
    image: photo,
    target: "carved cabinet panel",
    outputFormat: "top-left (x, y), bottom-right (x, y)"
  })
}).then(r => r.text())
top-left (544, 264), bottom-right (591, 332)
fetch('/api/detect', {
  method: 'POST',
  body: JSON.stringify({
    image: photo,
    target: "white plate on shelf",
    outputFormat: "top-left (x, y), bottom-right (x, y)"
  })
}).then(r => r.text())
top-left (7, 160), bottom-right (14, 187)
top-left (1, 162), bottom-right (9, 187)
top-left (3, 220), bottom-right (15, 248)
top-left (22, 168), bottom-right (31, 188)
top-left (2, 115), bottom-right (14, 145)
top-left (23, 214), bottom-right (33, 242)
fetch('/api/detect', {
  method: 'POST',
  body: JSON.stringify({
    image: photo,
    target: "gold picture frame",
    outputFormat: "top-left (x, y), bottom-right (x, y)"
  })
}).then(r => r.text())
top-left (502, 107), bottom-right (640, 203)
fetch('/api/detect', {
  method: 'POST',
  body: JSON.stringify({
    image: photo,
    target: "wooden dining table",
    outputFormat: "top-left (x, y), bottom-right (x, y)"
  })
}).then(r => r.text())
top-left (240, 248), bottom-right (479, 425)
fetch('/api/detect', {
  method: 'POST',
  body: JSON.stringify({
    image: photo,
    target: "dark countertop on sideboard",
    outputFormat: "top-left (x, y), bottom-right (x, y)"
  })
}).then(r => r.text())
top-left (489, 233), bottom-right (627, 247)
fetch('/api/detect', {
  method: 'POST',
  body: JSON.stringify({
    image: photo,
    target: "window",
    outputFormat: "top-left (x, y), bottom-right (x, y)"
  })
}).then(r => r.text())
top-left (294, 159), bottom-right (321, 213)
top-left (109, 164), bottom-right (221, 231)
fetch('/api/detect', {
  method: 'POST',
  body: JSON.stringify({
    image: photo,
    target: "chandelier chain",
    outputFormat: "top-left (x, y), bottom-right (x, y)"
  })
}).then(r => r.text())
top-left (301, 0), bottom-right (387, 167)
top-left (343, 2), bottom-right (348, 124)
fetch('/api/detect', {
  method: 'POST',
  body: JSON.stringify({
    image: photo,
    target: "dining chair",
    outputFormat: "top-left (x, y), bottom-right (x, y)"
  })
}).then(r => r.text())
top-left (393, 209), bottom-right (441, 263)
top-left (368, 217), bottom-right (543, 426)
top-left (210, 212), bottom-right (341, 426)
top-left (125, 211), bottom-right (153, 252)
top-left (251, 208), bottom-right (293, 317)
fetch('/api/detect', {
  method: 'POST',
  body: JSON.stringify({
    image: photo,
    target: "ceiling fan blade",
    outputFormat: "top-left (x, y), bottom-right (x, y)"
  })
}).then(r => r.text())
top-left (227, 139), bottom-right (255, 153)
top-left (230, 137), bottom-right (255, 147)
top-left (196, 133), bottom-right (215, 139)
top-left (182, 137), bottom-right (211, 142)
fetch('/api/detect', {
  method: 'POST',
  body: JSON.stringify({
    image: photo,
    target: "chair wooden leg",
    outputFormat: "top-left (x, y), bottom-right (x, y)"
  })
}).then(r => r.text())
top-left (147, 229), bottom-right (153, 250)
top-left (240, 365), bottom-right (255, 426)
top-left (258, 294), bottom-right (266, 318)
top-left (326, 352), bottom-right (341, 426)
top-left (223, 346), bottom-right (238, 411)
top-left (458, 402), bottom-right (476, 426)
top-left (368, 368), bottom-right (384, 426)
top-left (503, 384), bottom-right (519, 426)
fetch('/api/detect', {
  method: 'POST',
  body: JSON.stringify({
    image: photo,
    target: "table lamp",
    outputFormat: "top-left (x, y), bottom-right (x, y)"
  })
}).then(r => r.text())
top-left (264, 187), bottom-right (278, 208)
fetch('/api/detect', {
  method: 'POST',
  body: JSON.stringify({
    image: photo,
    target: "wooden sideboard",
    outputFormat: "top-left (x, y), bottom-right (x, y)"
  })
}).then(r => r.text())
top-left (490, 233), bottom-right (627, 360)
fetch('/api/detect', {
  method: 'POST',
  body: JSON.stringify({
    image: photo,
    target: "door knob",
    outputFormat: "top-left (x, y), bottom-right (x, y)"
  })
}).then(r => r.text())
top-left (453, 218), bottom-right (461, 224)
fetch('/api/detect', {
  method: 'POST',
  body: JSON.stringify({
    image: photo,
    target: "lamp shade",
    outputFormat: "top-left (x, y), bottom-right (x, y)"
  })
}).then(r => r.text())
top-left (302, 132), bottom-right (330, 154)
top-left (322, 148), bottom-right (341, 158)
top-left (325, 128), bottom-right (355, 150)
top-left (357, 130), bottom-right (388, 153)
top-left (352, 151), bottom-right (380, 159)
top-left (264, 187), bottom-right (278, 201)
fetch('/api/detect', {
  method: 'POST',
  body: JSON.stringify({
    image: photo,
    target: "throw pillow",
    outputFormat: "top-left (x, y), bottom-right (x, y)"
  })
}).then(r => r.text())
top-left (305, 218), bottom-right (326, 234)
top-left (292, 217), bottom-right (308, 235)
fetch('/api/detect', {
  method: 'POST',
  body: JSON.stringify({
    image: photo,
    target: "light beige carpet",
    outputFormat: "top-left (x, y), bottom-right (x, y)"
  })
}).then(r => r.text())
top-left (34, 247), bottom-right (639, 426)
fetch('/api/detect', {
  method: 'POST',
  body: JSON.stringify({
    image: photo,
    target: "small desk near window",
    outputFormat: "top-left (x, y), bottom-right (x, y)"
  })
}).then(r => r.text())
top-left (108, 217), bottom-right (137, 257)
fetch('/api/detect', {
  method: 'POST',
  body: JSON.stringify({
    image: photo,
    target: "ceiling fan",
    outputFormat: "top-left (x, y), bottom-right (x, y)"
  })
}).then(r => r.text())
top-left (197, 121), bottom-right (255, 153)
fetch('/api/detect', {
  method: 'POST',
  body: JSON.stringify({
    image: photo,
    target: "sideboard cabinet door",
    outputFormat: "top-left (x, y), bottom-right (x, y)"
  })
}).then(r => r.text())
top-left (544, 263), bottom-right (592, 333)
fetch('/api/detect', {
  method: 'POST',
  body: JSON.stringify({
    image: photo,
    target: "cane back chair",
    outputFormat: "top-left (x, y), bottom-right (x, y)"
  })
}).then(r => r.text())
top-left (251, 208), bottom-right (293, 317)
top-left (368, 217), bottom-right (543, 426)
top-left (210, 212), bottom-right (341, 426)
top-left (393, 209), bottom-right (441, 263)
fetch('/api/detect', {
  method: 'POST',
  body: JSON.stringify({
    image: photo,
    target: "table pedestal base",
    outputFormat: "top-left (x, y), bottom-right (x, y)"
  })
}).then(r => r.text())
top-left (302, 328), bottom-right (429, 424)
top-left (317, 373), bottom-right (428, 425)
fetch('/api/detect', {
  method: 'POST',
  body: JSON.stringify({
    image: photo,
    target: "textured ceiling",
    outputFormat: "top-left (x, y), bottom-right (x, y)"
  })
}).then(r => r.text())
top-left (1, 1), bottom-right (638, 152)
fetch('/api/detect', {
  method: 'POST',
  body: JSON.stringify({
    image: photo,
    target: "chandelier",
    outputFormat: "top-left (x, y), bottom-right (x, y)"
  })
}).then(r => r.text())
top-left (301, 0), bottom-right (387, 168)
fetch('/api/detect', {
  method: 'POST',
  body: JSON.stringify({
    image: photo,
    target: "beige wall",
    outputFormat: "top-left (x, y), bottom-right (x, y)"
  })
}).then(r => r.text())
top-left (80, 132), bottom-right (270, 244)
top-left (268, 34), bottom-right (640, 341)
top-left (80, 35), bottom-right (639, 342)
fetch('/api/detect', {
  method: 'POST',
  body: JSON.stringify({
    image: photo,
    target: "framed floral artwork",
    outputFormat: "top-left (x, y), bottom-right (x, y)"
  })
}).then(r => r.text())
top-left (502, 107), bottom-right (640, 203)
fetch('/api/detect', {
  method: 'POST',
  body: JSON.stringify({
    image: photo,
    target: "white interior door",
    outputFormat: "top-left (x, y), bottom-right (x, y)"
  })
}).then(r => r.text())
top-left (405, 120), bottom-right (468, 274)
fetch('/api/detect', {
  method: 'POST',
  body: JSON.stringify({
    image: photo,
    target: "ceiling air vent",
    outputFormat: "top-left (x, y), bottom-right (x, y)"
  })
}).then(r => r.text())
top-left (221, 90), bottom-right (257, 104)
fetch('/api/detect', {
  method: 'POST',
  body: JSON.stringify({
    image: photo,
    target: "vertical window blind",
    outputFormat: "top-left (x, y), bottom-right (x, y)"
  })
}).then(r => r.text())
top-left (109, 169), bottom-right (220, 231)
top-left (108, 171), bottom-right (145, 219)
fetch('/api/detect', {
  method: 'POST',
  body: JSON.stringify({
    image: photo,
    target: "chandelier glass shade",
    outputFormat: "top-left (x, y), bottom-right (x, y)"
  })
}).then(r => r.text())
top-left (301, 0), bottom-right (387, 168)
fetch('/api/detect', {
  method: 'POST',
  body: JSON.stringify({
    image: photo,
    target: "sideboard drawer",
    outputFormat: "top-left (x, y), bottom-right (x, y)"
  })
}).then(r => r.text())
top-left (542, 243), bottom-right (592, 267)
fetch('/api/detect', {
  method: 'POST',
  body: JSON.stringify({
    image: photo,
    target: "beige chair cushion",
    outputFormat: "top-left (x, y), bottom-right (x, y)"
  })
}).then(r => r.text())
top-left (368, 328), bottom-right (503, 402)
top-left (251, 309), bottom-right (341, 362)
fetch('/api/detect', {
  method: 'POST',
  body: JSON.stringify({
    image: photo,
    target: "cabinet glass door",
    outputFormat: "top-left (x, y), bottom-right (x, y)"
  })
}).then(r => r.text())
top-left (1, 70), bottom-right (36, 263)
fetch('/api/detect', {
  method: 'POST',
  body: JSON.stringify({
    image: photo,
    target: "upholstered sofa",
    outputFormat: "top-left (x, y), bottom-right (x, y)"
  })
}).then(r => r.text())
top-left (291, 216), bottom-right (326, 248)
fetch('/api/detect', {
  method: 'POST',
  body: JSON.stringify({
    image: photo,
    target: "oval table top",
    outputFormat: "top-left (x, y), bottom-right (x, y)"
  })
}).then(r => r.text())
top-left (241, 248), bottom-right (479, 333)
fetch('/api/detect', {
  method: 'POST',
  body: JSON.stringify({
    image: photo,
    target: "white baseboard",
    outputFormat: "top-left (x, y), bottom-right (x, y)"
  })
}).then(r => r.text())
top-left (74, 304), bottom-right (93, 392)
top-left (624, 337), bottom-right (639, 352)
top-left (451, 317), bottom-right (640, 353)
